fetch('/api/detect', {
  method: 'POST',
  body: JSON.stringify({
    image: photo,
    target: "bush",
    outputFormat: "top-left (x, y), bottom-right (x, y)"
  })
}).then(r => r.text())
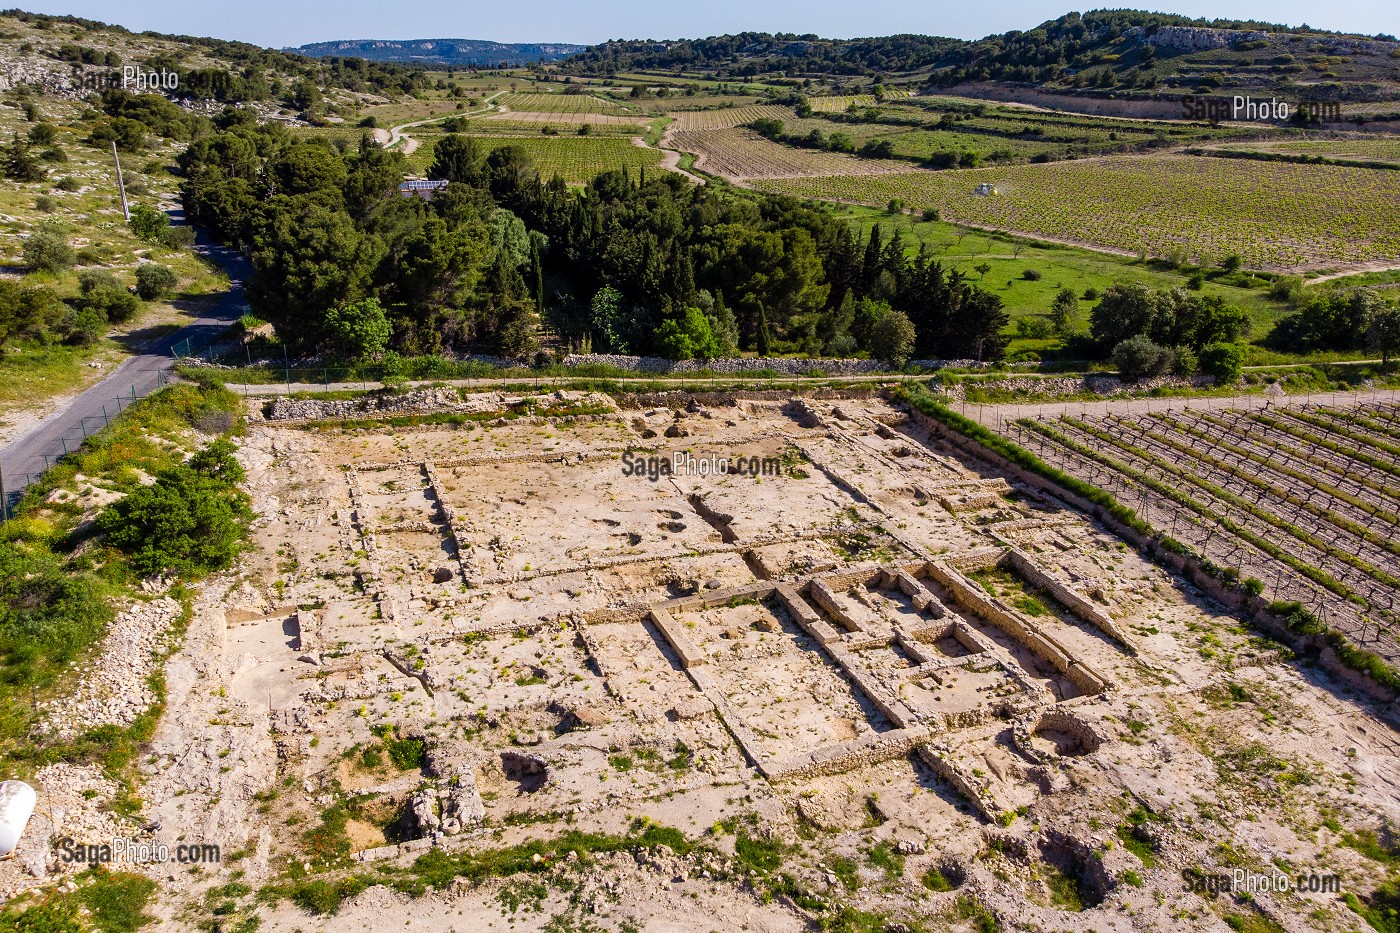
top-left (128, 204), bottom-right (169, 243)
top-left (1016, 316), bottom-right (1054, 339)
top-left (324, 297), bottom-right (392, 361)
top-left (54, 176), bottom-right (82, 192)
top-left (96, 457), bottom-right (252, 577)
top-left (1200, 342), bottom-right (1245, 383)
top-left (1021, 268), bottom-right (1042, 281)
top-left (27, 122), bottom-right (56, 146)
top-left (135, 263), bottom-right (177, 301)
top-left (77, 270), bottom-right (141, 324)
top-left (1112, 335), bottom-right (1174, 382)
top-left (23, 228), bottom-right (74, 273)
top-left (869, 308), bottom-right (916, 368)
top-left (161, 225), bottom-right (197, 249)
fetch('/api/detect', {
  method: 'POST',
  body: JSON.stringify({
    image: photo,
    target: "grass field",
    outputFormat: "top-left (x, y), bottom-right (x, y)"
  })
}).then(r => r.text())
top-left (834, 205), bottom-right (1289, 358)
top-left (754, 154), bottom-right (1400, 271)
top-left (410, 135), bottom-right (664, 183)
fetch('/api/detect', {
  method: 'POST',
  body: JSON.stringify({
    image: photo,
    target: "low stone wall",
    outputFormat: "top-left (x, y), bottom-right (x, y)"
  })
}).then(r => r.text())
top-left (1012, 708), bottom-right (1107, 764)
top-left (915, 744), bottom-right (1000, 822)
top-left (263, 387), bottom-right (467, 422)
top-left (1004, 546), bottom-right (1135, 651)
top-left (925, 560), bottom-right (1111, 697)
top-left (769, 727), bottom-right (926, 782)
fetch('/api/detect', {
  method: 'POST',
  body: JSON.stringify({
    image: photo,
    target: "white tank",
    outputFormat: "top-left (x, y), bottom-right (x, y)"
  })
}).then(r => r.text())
top-left (0, 781), bottom-right (36, 857)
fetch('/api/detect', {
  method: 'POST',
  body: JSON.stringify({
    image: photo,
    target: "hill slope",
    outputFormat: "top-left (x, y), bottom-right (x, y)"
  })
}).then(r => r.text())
top-left (290, 38), bottom-right (585, 66)
top-left (564, 11), bottom-right (1400, 105)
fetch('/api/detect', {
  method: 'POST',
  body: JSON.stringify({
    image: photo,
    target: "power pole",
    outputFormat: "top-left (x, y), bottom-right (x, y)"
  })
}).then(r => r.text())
top-left (113, 141), bottom-right (130, 222)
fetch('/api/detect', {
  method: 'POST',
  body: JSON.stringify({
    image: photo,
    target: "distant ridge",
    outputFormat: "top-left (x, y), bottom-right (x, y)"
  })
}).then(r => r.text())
top-left (289, 38), bottom-right (586, 66)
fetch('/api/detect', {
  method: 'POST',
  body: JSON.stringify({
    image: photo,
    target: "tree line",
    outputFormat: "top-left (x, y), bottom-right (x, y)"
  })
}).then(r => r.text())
top-left (178, 119), bottom-right (1011, 365)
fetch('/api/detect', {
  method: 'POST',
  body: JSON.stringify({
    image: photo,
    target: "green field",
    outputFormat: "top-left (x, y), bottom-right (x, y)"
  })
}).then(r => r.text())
top-left (410, 135), bottom-right (664, 183)
top-left (834, 205), bottom-right (1294, 359)
top-left (755, 154), bottom-right (1400, 272)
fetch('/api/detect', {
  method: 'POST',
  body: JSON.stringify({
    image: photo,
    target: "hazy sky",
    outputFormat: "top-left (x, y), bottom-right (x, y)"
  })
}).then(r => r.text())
top-left (17, 0), bottom-right (1398, 47)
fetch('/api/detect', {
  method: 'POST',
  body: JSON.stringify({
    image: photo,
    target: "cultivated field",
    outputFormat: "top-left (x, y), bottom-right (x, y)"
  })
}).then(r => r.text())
top-left (753, 154), bottom-right (1400, 270)
top-left (410, 135), bottom-right (663, 182)
top-left (672, 127), bottom-right (910, 180)
top-left (809, 91), bottom-right (913, 112)
top-left (1213, 136), bottom-right (1400, 165)
top-left (669, 104), bottom-right (795, 131)
top-left (497, 91), bottom-right (634, 115)
top-left (1007, 399), bottom-right (1400, 661)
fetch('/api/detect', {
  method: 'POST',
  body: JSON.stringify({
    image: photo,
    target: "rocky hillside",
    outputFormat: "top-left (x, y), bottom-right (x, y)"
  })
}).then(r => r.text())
top-left (289, 38), bottom-right (585, 66)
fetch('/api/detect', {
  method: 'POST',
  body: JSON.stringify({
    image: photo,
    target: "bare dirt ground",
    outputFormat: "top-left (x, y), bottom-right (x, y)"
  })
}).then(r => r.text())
top-left (7, 389), bottom-right (1400, 932)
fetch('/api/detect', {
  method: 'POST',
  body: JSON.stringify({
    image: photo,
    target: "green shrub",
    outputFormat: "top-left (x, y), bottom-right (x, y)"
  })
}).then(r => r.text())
top-left (127, 204), bottom-right (169, 243)
top-left (1112, 335), bottom-right (1173, 382)
top-left (1201, 342), bottom-right (1245, 383)
top-left (77, 270), bottom-right (141, 324)
top-left (384, 736), bottom-right (426, 771)
top-left (96, 462), bottom-right (251, 577)
top-left (23, 228), bottom-right (74, 273)
top-left (135, 264), bottom-right (177, 301)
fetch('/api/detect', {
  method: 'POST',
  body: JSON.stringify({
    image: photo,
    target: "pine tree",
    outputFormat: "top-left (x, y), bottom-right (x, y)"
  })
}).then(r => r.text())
top-left (528, 238), bottom-right (545, 314)
top-left (755, 306), bottom-right (772, 357)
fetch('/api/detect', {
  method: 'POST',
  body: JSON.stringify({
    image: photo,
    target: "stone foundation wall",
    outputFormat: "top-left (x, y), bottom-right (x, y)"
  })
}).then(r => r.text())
top-left (924, 560), bottom-right (1110, 697)
top-left (1004, 547), bottom-right (1135, 650)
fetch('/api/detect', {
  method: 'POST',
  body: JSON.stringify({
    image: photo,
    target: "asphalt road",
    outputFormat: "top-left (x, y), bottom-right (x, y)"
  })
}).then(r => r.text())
top-left (0, 231), bottom-right (249, 507)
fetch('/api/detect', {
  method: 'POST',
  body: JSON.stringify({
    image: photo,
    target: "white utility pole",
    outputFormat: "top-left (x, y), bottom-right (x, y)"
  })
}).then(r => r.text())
top-left (112, 141), bottom-right (130, 222)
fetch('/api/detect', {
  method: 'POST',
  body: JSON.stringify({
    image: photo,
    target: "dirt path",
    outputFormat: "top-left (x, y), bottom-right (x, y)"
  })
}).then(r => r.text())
top-left (384, 91), bottom-right (507, 159)
top-left (960, 386), bottom-right (1400, 433)
top-left (1306, 261), bottom-right (1400, 284)
top-left (631, 134), bottom-right (704, 185)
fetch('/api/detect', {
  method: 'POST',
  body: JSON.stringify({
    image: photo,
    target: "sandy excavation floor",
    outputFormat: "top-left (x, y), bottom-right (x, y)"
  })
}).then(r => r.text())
top-left (11, 389), bottom-right (1400, 933)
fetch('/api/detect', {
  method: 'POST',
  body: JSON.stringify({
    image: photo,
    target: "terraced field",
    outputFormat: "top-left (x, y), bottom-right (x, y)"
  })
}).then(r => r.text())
top-left (672, 127), bottom-right (909, 180)
top-left (1008, 401), bottom-right (1400, 661)
top-left (413, 114), bottom-right (647, 138)
top-left (808, 91), bottom-right (913, 112)
top-left (668, 105), bottom-right (795, 131)
top-left (409, 135), bottom-right (663, 182)
top-left (753, 154), bottom-right (1400, 270)
top-left (497, 92), bottom-right (634, 115)
top-left (1214, 137), bottom-right (1400, 165)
